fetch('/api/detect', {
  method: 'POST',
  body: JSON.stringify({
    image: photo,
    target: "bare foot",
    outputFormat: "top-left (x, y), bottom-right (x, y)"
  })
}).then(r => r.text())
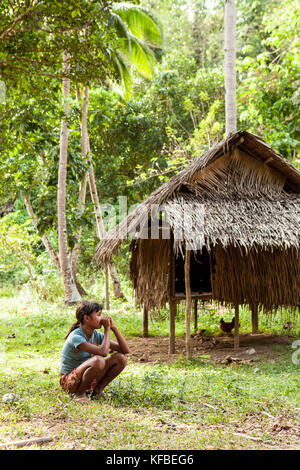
top-left (90, 390), bottom-right (105, 400)
top-left (74, 393), bottom-right (89, 403)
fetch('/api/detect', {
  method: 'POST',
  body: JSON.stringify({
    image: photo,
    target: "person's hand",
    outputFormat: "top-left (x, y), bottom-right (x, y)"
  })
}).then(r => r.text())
top-left (108, 316), bottom-right (116, 330)
top-left (100, 316), bottom-right (111, 330)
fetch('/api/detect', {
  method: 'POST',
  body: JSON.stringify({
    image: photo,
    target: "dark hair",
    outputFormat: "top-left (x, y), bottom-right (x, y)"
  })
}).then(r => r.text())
top-left (65, 301), bottom-right (103, 339)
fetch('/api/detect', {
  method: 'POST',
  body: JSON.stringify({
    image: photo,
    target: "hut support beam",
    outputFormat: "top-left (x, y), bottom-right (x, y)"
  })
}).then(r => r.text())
top-left (169, 233), bottom-right (176, 354)
top-left (194, 300), bottom-right (198, 332)
top-left (234, 304), bottom-right (239, 350)
top-left (105, 264), bottom-right (110, 311)
top-left (143, 306), bottom-right (148, 338)
top-left (251, 303), bottom-right (259, 334)
top-left (169, 300), bottom-right (176, 354)
top-left (185, 250), bottom-right (192, 359)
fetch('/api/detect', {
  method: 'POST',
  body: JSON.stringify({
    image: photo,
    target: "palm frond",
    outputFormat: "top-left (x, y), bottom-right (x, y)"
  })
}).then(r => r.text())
top-left (126, 33), bottom-right (156, 79)
top-left (111, 2), bottom-right (163, 48)
top-left (113, 53), bottom-right (133, 99)
top-left (109, 12), bottom-right (130, 41)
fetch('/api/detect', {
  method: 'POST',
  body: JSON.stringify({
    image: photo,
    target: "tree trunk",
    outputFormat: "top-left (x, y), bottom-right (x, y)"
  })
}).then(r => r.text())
top-left (192, 9), bottom-right (201, 66)
top-left (24, 195), bottom-right (61, 272)
top-left (224, 0), bottom-right (237, 136)
top-left (88, 161), bottom-right (124, 299)
top-left (105, 263), bottom-right (110, 310)
top-left (57, 51), bottom-right (81, 304)
top-left (76, 85), bottom-right (124, 300)
top-left (70, 85), bottom-right (91, 297)
top-left (70, 173), bottom-right (89, 297)
top-left (25, 194), bottom-right (87, 296)
top-left (107, 261), bottom-right (124, 299)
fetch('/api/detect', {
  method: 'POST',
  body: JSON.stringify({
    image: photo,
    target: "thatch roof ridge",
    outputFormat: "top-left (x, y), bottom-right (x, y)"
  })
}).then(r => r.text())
top-left (143, 130), bottom-right (300, 194)
top-left (239, 131), bottom-right (300, 189)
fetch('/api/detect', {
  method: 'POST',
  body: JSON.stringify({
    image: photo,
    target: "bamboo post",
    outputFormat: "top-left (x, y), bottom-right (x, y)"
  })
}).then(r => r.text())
top-left (143, 305), bottom-right (148, 338)
top-left (194, 299), bottom-right (198, 333)
top-left (169, 233), bottom-right (176, 354)
top-left (169, 300), bottom-right (176, 354)
top-left (105, 264), bottom-right (110, 311)
top-left (251, 303), bottom-right (259, 334)
top-left (234, 303), bottom-right (239, 350)
top-left (185, 249), bottom-right (192, 359)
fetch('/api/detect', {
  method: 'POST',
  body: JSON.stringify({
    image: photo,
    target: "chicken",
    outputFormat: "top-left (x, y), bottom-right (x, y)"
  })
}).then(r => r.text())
top-left (283, 322), bottom-right (294, 330)
top-left (219, 317), bottom-right (236, 334)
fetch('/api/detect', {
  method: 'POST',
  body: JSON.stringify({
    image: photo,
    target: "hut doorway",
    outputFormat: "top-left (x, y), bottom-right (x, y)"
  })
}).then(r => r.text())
top-left (174, 247), bottom-right (213, 298)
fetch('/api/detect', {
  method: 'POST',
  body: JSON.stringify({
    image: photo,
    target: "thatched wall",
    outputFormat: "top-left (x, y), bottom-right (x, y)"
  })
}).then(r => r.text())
top-left (130, 238), bottom-right (300, 313)
top-left (213, 244), bottom-right (300, 312)
top-left (130, 237), bottom-right (171, 311)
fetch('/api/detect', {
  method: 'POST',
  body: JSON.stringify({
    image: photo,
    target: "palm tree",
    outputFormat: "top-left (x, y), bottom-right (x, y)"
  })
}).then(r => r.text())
top-left (71, 3), bottom-right (163, 300)
top-left (58, 51), bottom-right (82, 304)
top-left (225, 0), bottom-right (240, 349)
top-left (224, 0), bottom-right (237, 136)
top-left (110, 2), bottom-right (163, 97)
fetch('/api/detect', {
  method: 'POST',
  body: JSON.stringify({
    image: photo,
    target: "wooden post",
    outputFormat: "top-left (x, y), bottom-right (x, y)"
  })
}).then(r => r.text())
top-left (169, 300), bottom-right (176, 354)
top-left (251, 303), bottom-right (259, 334)
top-left (105, 264), bottom-right (110, 311)
top-left (194, 299), bottom-right (198, 333)
top-left (185, 249), bottom-right (192, 359)
top-left (234, 303), bottom-right (239, 350)
top-left (169, 233), bottom-right (176, 354)
top-left (143, 305), bottom-right (148, 338)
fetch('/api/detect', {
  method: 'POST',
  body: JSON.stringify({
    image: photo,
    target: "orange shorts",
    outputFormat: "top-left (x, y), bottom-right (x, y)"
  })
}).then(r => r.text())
top-left (59, 368), bottom-right (98, 395)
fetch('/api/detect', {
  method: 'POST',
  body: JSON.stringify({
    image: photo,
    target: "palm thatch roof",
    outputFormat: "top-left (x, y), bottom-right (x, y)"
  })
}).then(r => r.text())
top-left (95, 130), bottom-right (300, 263)
top-left (95, 130), bottom-right (300, 313)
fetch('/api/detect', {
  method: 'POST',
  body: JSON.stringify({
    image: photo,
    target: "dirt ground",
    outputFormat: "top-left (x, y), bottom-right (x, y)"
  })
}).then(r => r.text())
top-left (127, 332), bottom-right (294, 364)
top-left (2, 333), bottom-right (299, 450)
top-left (126, 332), bottom-right (300, 450)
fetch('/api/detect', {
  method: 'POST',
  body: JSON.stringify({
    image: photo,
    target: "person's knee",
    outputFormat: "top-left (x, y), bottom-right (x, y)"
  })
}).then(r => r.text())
top-left (91, 355), bottom-right (105, 371)
top-left (114, 352), bottom-right (128, 369)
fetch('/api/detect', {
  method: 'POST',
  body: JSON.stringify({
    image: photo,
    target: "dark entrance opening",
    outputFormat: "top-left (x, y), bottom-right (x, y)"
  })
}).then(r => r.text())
top-left (174, 247), bottom-right (212, 295)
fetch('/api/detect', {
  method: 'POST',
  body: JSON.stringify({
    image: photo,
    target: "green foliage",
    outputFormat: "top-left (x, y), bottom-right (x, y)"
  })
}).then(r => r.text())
top-left (0, 0), bottom-right (299, 299)
top-left (0, 211), bottom-right (39, 279)
top-left (109, 3), bottom-right (163, 98)
top-left (0, 0), bottom-right (120, 87)
top-left (237, 0), bottom-right (300, 159)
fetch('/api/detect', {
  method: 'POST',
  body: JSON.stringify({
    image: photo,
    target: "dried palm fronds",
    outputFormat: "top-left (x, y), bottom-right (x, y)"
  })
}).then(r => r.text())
top-left (213, 244), bottom-right (300, 312)
top-left (94, 130), bottom-right (300, 313)
top-left (130, 236), bottom-right (171, 311)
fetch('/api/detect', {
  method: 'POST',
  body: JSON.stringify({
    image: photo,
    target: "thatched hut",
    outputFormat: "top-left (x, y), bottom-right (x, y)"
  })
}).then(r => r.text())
top-left (95, 131), bottom-right (300, 353)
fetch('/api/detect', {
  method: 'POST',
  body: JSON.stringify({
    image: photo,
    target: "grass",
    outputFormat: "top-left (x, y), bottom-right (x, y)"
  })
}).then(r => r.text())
top-left (0, 284), bottom-right (299, 450)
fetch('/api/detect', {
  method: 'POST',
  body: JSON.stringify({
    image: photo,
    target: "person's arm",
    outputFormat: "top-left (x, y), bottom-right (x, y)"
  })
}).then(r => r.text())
top-left (108, 317), bottom-right (130, 354)
top-left (77, 318), bottom-right (111, 357)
